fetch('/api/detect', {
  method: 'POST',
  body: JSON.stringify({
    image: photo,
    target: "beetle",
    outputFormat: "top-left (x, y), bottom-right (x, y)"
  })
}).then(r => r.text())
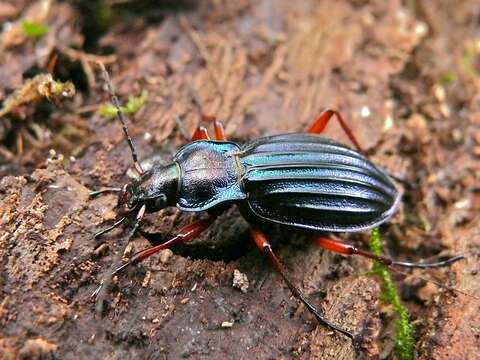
top-left (91, 63), bottom-right (463, 348)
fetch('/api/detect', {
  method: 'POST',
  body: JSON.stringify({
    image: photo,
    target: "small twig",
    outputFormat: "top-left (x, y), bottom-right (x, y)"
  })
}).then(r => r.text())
top-left (58, 46), bottom-right (117, 88)
top-left (0, 146), bottom-right (16, 162)
top-left (76, 104), bottom-right (102, 114)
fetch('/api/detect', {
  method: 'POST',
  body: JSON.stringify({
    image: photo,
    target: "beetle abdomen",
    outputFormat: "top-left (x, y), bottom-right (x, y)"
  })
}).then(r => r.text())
top-left (239, 133), bottom-right (400, 232)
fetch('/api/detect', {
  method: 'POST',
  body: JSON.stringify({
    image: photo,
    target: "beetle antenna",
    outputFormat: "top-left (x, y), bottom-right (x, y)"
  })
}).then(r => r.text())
top-left (93, 204), bottom-right (146, 316)
top-left (89, 187), bottom-right (122, 197)
top-left (389, 266), bottom-right (480, 301)
top-left (98, 62), bottom-right (143, 175)
top-left (390, 254), bottom-right (465, 269)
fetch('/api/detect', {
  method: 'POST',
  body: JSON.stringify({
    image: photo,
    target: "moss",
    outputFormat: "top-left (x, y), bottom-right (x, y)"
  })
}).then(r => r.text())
top-left (22, 21), bottom-right (49, 38)
top-left (461, 45), bottom-right (479, 78)
top-left (22, 21), bottom-right (48, 38)
top-left (369, 228), bottom-right (414, 360)
top-left (98, 90), bottom-right (148, 118)
top-left (439, 71), bottom-right (456, 85)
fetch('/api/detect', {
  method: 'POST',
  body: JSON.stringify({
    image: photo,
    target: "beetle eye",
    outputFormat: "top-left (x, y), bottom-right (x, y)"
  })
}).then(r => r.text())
top-left (153, 194), bottom-right (167, 209)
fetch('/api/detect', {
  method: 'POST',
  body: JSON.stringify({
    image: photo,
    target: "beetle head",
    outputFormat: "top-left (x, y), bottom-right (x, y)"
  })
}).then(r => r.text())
top-left (117, 163), bottom-right (179, 214)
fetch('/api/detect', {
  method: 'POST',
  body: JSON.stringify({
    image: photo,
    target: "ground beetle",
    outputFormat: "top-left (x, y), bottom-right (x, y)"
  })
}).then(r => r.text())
top-left (91, 63), bottom-right (463, 348)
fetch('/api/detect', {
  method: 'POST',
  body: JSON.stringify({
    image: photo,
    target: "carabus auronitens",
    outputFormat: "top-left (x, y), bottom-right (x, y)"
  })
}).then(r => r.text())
top-left (91, 63), bottom-right (463, 348)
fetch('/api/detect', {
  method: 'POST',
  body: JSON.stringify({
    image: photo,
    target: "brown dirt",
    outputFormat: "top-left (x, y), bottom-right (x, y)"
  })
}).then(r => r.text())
top-left (1, 1), bottom-right (479, 359)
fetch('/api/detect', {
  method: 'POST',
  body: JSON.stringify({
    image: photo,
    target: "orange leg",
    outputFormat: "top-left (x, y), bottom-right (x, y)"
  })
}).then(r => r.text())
top-left (314, 237), bottom-right (464, 269)
top-left (94, 212), bottom-right (216, 316)
top-left (308, 110), bottom-right (413, 185)
top-left (191, 125), bottom-right (210, 140)
top-left (308, 109), bottom-right (364, 154)
top-left (251, 228), bottom-right (359, 346)
top-left (109, 216), bottom-right (216, 276)
top-left (191, 116), bottom-right (226, 141)
top-left (202, 114), bottom-right (226, 141)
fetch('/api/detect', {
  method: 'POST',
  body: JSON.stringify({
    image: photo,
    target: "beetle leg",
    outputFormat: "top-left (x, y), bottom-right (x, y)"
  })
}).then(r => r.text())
top-left (308, 109), bottom-right (408, 184)
top-left (105, 216), bottom-right (216, 279)
top-left (251, 228), bottom-right (360, 347)
top-left (308, 109), bottom-right (364, 155)
top-left (94, 217), bottom-right (126, 239)
top-left (94, 215), bottom-right (216, 316)
top-left (190, 118), bottom-right (226, 141)
top-left (314, 236), bottom-right (465, 268)
top-left (191, 125), bottom-right (211, 140)
top-left (201, 114), bottom-right (226, 141)
top-left (95, 204), bottom-right (146, 316)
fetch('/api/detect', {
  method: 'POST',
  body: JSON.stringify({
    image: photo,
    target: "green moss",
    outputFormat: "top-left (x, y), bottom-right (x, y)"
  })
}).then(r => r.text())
top-left (22, 21), bottom-right (49, 38)
top-left (461, 46), bottom-right (479, 78)
top-left (95, 2), bottom-right (118, 32)
top-left (98, 90), bottom-right (148, 118)
top-left (439, 71), bottom-right (456, 85)
top-left (369, 228), bottom-right (414, 360)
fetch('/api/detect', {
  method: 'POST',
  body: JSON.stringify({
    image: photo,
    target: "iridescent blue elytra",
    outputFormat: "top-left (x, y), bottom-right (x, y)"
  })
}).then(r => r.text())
top-left (126, 133), bottom-right (400, 232)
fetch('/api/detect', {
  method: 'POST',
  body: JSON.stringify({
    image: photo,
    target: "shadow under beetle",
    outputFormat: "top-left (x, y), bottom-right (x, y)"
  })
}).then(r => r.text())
top-left (91, 63), bottom-right (463, 348)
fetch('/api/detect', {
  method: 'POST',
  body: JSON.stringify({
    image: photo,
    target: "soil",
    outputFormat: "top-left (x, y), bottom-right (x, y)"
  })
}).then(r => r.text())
top-left (1, 1), bottom-right (479, 359)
